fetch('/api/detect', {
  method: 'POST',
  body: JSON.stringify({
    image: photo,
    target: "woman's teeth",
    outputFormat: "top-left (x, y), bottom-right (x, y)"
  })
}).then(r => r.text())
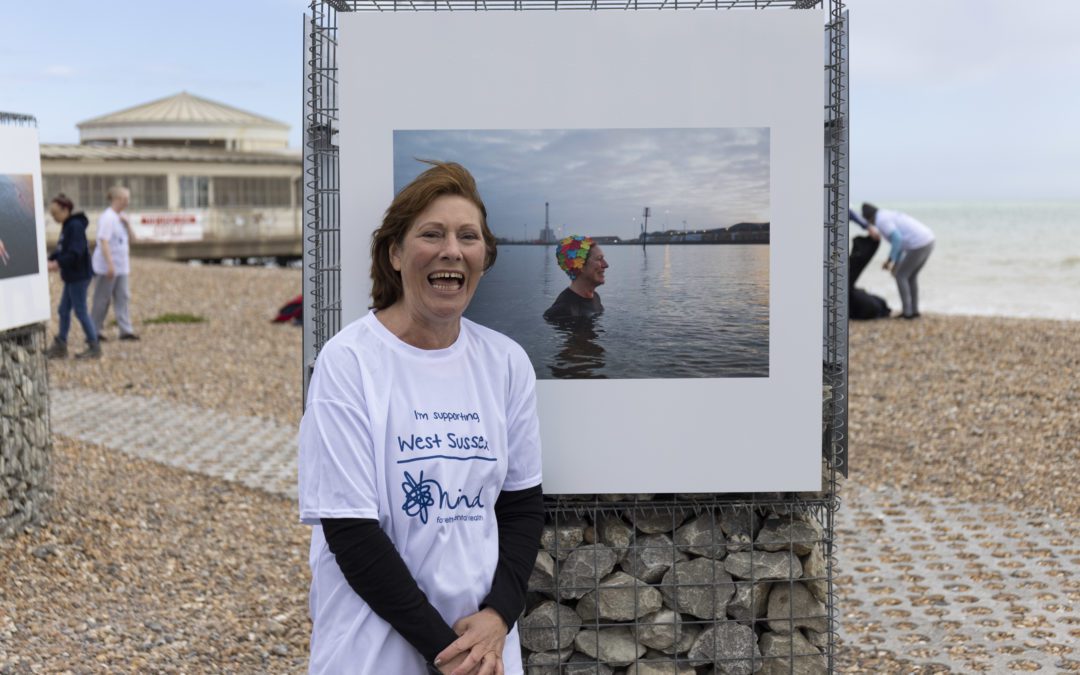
top-left (428, 272), bottom-right (464, 290)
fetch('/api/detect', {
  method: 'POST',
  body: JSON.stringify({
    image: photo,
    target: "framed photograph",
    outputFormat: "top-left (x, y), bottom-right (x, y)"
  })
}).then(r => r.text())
top-left (395, 127), bottom-right (771, 380)
top-left (0, 127), bottom-right (49, 332)
top-left (339, 10), bottom-right (823, 492)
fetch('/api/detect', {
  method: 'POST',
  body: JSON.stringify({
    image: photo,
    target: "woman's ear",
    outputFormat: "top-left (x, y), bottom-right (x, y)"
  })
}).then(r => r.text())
top-left (389, 242), bottom-right (402, 272)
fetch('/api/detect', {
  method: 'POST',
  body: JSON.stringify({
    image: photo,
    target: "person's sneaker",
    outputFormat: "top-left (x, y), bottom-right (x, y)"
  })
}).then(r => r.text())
top-left (96, 333), bottom-right (109, 342)
top-left (45, 337), bottom-right (68, 359)
top-left (75, 341), bottom-right (102, 360)
top-left (119, 332), bottom-right (140, 341)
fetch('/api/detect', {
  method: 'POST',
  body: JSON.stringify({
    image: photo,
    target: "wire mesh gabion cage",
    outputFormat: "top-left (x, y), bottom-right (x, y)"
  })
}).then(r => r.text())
top-left (304, 1), bottom-right (848, 672)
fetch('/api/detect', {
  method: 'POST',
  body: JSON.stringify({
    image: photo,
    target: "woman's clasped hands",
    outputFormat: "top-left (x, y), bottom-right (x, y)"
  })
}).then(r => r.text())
top-left (435, 608), bottom-right (508, 675)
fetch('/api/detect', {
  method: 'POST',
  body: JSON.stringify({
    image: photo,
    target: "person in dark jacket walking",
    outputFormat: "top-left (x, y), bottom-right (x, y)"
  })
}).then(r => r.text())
top-left (45, 194), bottom-right (100, 359)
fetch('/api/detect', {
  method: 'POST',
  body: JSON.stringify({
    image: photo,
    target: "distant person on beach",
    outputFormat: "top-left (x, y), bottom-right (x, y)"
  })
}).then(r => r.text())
top-left (298, 161), bottom-right (543, 674)
top-left (45, 194), bottom-right (100, 359)
top-left (861, 203), bottom-right (935, 319)
top-left (543, 235), bottom-right (608, 321)
top-left (847, 208), bottom-right (891, 320)
top-left (91, 185), bottom-right (139, 341)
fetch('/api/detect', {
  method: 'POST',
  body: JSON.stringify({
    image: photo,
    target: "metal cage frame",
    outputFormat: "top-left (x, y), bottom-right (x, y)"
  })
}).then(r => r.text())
top-left (303, 2), bottom-right (848, 671)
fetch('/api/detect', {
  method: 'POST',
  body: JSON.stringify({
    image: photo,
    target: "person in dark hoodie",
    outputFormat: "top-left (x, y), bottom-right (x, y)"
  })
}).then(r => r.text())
top-left (45, 194), bottom-right (100, 359)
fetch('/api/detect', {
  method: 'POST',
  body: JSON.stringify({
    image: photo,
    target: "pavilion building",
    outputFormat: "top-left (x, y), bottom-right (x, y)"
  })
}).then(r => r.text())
top-left (42, 92), bottom-right (302, 260)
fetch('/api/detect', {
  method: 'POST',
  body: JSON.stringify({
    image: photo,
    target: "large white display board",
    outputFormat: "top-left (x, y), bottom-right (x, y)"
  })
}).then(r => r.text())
top-left (0, 126), bottom-right (50, 332)
top-left (339, 10), bottom-right (823, 493)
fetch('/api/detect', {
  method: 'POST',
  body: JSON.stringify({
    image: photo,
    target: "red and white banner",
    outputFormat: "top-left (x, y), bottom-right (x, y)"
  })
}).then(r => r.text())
top-left (132, 212), bottom-right (204, 242)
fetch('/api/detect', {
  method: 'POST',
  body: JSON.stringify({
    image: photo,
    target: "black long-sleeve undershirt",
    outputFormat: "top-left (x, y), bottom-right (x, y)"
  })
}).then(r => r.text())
top-left (320, 483), bottom-right (544, 664)
top-left (480, 485), bottom-right (545, 629)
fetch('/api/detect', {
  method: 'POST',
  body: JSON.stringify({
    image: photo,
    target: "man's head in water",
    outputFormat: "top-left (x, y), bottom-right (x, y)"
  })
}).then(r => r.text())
top-left (556, 235), bottom-right (609, 293)
top-left (577, 244), bottom-right (608, 291)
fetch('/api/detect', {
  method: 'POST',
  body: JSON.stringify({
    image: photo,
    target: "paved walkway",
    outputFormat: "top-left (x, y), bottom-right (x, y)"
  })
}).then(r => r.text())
top-left (836, 482), bottom-right (1077, 672)
top-left (49, 388), bottom-right (298, 499)
top-left (49, 387), bottom-right (1078, 672)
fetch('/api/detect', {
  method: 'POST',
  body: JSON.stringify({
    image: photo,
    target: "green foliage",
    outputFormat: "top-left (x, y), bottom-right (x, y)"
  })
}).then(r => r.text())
top-left (145, 313), bottom-right (207, 325)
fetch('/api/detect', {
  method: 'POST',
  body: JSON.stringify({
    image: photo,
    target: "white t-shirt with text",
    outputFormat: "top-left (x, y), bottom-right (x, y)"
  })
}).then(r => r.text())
top-left (92, 206), bottom-right (130, 276)
top-left (298, 311), bottom-right (543, 675)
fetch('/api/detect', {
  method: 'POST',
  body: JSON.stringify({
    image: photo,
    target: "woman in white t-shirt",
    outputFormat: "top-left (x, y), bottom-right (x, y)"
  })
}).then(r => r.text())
top-left (298, 161), bottom-right (544, 675)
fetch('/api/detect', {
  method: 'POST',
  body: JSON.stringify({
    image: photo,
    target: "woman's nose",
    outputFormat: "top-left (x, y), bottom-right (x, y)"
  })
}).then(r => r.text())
top-left (441, 235), bottom-right (463, 260)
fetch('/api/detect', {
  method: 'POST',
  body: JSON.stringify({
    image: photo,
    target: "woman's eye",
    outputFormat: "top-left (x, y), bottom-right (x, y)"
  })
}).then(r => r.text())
top-left (421, 231), bottom-right (440, 239)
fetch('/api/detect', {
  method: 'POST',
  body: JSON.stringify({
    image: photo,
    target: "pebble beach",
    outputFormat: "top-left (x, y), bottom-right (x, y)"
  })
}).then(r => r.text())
top-left (2, 258), bottom-right (1077, 672)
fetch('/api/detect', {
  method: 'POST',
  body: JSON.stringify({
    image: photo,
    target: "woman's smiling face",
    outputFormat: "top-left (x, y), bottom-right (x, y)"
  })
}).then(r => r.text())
top-left (390, 194), bottom-right (487, 325)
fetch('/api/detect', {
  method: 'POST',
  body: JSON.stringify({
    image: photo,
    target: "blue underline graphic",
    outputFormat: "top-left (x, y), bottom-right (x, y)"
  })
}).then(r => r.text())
top-left (396, 455), bottom-right (497, 464)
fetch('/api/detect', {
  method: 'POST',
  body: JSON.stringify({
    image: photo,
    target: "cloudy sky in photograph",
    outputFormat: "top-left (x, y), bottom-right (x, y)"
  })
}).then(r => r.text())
top-left (2, 0), bottom-right (1078, 202)
top-left (394, 128), bottom-right (769, 241)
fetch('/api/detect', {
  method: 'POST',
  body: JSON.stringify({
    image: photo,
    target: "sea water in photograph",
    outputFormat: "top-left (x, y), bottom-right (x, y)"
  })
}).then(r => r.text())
top-left (465, 243), bottom-right (769, 379)
top-left (852, 202), bottom-right (1080, 321)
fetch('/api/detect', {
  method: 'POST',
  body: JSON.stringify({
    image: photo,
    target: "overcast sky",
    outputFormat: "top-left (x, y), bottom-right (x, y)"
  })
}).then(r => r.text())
top-left (395, 129), bottom-right (769, 240)
top-left (3, 1), bottom-right (1077, 202)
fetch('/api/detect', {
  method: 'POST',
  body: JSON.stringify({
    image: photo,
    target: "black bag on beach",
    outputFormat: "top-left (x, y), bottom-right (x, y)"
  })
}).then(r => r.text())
top-left (849, 235), bottom-right (891, 320)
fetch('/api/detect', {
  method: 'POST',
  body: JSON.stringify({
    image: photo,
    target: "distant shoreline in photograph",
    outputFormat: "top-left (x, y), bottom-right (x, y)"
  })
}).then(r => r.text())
top-left (495, 223), bottom-right (769, 246)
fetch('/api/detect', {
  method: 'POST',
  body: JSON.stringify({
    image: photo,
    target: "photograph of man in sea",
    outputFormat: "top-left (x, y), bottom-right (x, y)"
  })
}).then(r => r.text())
top-left (393, 127), bottom-right (770, 379)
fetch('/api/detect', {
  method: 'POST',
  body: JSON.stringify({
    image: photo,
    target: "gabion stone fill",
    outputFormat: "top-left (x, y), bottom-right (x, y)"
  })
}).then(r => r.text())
top-left (520, 499), bottom-right (829, 674)
top-left (1, 324), bottom-right (51, 538)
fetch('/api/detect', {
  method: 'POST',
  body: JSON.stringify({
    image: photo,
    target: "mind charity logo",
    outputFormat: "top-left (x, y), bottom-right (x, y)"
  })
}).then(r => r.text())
top-left (400, 470), bottom-right (484, 524)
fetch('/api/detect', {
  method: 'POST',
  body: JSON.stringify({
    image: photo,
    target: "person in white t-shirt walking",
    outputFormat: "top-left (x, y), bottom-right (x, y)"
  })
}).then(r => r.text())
top-left (861, 202), bottom-right (935, 319)
top-left (90, 185), bottom-right (139, 340)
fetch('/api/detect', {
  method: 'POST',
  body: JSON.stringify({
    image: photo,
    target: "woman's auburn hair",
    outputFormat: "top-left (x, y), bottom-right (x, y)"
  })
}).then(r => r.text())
top-left (370, 160), bottom-right (497, 310)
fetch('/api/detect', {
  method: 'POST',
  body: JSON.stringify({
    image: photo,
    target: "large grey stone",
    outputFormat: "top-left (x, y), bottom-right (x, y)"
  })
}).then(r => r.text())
top-left (766, 583), bottom-right (828, 634)
top-left (526, 646), bottom-right (573, 668)
top-left (674, 514), bottom-right (727, 559)
top-left (597, 515), bottom-right (634, 561)
top-left (624, 506), bottom-right (691, 535)
top-left (755, 517), bottom-right (820, 556)
top-left (660, 621), bottom-right (699, 656)
top-left (802, 544), bottom-right (828, 604)
top-left (563, 653), bottom-right (615, 675)
top-left (724, 551), bottom-right (802, 581)
top-left (660, 558), bottom-right (736, 620)
top-left (621, 533), bottom-right (687, 583)
top-left (758, 630), bottom-right (826, 675)
top-left (577, 571), bottom-right (663, 622)
top-left (559, 544), bottom-right (620, 600)
top-left (542, 515), bottom-right (586, 560)
top-left (727, 581), bottom-right (771, 623)
top-left (574, 627), bottom-right (646, 667)
top-left (687, 623), bottom-right (760, 673)
top-left (519, 600), bottom-right (582, 652)
top-left (626, 653), bottom-right (696, 675)
top-left (633, 609), bottom-right (688, 652)
top-left (529, 550), bottom-right (557, 596)
top-left (719, 508), bottom-right (758, 553)
top-left (802, 629), bottom-right (828, 651)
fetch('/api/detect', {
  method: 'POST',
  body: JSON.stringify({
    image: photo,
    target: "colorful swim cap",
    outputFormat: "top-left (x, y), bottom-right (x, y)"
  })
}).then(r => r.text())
top-left (555, 235), bottom-right (594, 280)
